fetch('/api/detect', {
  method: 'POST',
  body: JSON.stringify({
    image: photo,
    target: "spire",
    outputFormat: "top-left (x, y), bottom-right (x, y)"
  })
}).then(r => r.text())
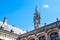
top-left (34, 5), bottom-right (40, 29)
top-left (35, 5), bottom-right (38, 13)
top-left (34, 5), bottom-right (40, 17)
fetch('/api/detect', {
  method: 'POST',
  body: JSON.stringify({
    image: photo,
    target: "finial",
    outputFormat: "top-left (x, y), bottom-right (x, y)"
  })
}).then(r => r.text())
top-left (44, 22), bottom-right (46, 26)
top-left (13, 25), bottom-right (16, 27)
top-left (56, 18), bottom-right (58, 21)
top-left (35, 5), bottom-right (38, 12)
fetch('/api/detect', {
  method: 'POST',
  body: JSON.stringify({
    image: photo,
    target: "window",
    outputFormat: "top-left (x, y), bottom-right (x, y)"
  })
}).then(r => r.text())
top-left (39, 36), bottom-right (46, 40)
top-left (50, 32), bottom-right (59, 40)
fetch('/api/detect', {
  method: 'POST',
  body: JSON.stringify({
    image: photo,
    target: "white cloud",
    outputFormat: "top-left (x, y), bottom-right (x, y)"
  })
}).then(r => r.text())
top-left (43, 4), bottom-right (49, 8)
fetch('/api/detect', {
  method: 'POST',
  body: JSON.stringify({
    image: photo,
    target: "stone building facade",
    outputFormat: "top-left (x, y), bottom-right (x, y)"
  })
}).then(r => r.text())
top-left (0, 28), bottom-right (18, 40)
top-left (18, 6), bottom-right (60, 40)
top-left (0, 6), bottom-right (60, 40)
top-left (0, 18), bottom-right (26, 40)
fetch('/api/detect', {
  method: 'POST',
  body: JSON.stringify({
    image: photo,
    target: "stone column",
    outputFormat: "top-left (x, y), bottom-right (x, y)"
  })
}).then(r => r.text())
top-left (45, 33), bottom-right (48, 40)
top-left (26, 38), bottom-right (28, 40)
top-left (26, 36), bottom-right (28, 40)
top-left (45, 31), bottom-right (50, 40)
top-left (58, 29), bottom-right (60, 40)
top-left (45, 23), bottom-right (50, 40)
top-left (35, 36), bottom-right (39, 40)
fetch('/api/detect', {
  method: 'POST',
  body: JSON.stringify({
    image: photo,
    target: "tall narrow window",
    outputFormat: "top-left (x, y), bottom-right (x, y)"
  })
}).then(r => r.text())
top-left (50, 32), bottom-right (59, 40)
top-left (39, 36), bottom-right (46, 40)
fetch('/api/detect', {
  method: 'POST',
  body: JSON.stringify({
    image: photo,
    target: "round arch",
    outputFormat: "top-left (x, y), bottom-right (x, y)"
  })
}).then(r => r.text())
top-left (37, 32), bottom-right (46, 38)
top-left (47, 29), bottom-right (59, 40)
top-left (27, 35), bottom-right (35, 40)
top-left (47, 29), bottom-right (58, 36)
top-left (50, 32), bottom-right (59, 40)
top-left (37, 32), bottom-right (46, 40)
top-left (28, 37), bottom-right (35, 40)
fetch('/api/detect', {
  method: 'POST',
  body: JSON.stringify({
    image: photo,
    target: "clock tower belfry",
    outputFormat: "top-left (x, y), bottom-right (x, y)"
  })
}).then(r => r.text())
top-left (34, 5), bottom-right (40, 29)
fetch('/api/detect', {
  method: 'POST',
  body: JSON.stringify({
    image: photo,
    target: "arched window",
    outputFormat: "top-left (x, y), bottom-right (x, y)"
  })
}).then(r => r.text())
top-left (39, 36), bottom-right (46, 40)
top-left (50, 32), bottom-right (59, 40)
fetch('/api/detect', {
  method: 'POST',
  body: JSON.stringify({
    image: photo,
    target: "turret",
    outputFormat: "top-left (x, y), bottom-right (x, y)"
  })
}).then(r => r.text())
top-left (3, 17), bottom-right (8, 25)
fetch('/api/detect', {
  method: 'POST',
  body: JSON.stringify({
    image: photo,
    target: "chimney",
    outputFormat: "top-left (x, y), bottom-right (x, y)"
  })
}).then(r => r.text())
top-left (3, 17), bottom-right (8, 25)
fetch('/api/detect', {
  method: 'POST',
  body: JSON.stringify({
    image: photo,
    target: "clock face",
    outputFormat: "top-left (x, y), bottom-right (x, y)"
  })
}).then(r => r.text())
top-left (35, 24), bottom-right (37, 27)
top-left (34, 14), bottom-right (36, 17)
top-left (36, 20), bottom-right (38, 23)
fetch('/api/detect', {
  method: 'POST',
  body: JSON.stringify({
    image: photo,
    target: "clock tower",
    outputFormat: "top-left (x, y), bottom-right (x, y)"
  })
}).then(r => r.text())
top-left (34, 5), bottom-right (40, 29)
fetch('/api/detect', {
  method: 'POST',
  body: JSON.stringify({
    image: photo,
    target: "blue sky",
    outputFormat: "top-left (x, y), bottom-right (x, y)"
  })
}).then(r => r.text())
top-left (0, 0), bottom-right (60, 31)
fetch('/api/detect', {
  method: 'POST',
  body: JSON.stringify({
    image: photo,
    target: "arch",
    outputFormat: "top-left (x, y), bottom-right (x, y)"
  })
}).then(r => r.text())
top-left (47, 28), bottom-right (58, 36)
top-left (37, 32), bottom-right (46, 38)
top-left (50, 32), bottom-right (59, 40)
top-left (36, 32), bottom-right (46, 40)
top-left (28, 38), bottom-right (35, 40)
top-left (39, 36), bottom-right (46, 40)
top-left (21, 38), bottom-right (26, 40)
top-left (47, 28), bottom-right (59, 40)
top-left (27, 35), bottom-right (35, 40)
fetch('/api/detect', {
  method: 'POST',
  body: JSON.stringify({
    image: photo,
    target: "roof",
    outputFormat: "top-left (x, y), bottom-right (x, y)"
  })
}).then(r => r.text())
top-left (19, 20), bottom-right (60, 38)
top-left (0, 21), bottom-right (26, 35)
